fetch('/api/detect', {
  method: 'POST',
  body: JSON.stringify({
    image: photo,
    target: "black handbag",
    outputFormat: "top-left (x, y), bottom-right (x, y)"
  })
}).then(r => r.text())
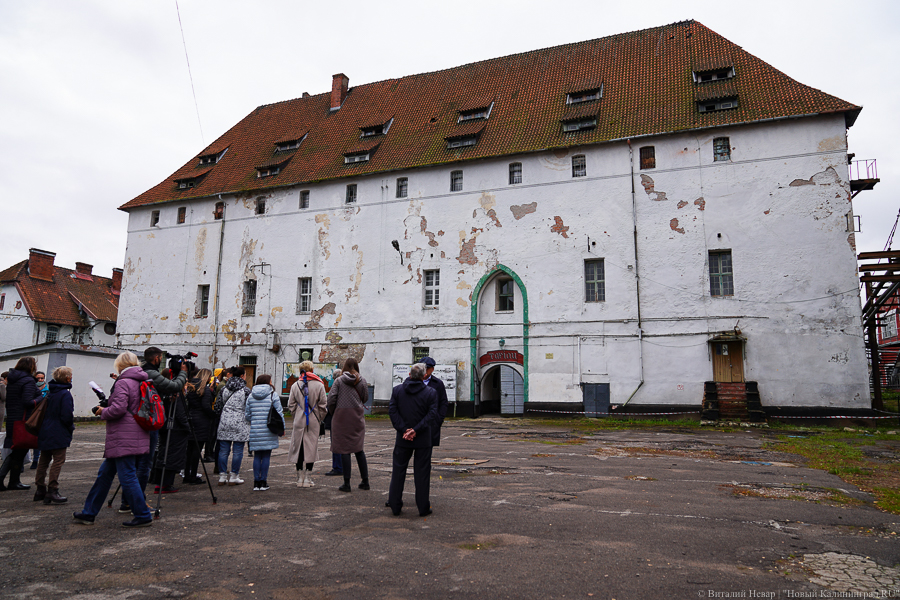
top-left (266, 395), bottom-right (285, 436)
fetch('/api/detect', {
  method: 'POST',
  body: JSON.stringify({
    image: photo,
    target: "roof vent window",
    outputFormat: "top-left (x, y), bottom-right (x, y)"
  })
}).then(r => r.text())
top-left (257, 166), bottom-right (281, 178)
top-left (693, 67), bottom-right (735, 83)
top-left (275, 136), bottom-right (306, 152)
top-left (566, 87), bottom-right (602, 104)
top-left (458, 102), bottom-right (493, 123)
top-left (447, 137), bottom-right (478, 149)
top-left (698, 97), bottom-right (739, 113)
top-left (178, 181), bottom-right (195, 190)
top-left (562, 118), bottom-right (597, 132)
top-left (360, 118), bottom-right (393, 138)
top-left (198, 148), bottom-right (227, 166)
top-left (344, 152), bottom-right (370, 164)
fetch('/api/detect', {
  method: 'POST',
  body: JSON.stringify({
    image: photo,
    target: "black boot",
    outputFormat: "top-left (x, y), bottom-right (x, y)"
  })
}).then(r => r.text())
top-left (8, 462), bottom-right (30, 490)
top-left (339, 476), bottom-right (351, 493)
top-left (0, 453), bottom-right (14, 490)
top-left (33, 484), bottom-right (46, 501)
top-left (43, 489), bottom-right (67, 504)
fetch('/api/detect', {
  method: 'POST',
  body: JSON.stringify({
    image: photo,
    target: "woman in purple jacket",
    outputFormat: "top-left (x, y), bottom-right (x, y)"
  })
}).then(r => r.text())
top-left (73, 351), bottom-right (153, 528)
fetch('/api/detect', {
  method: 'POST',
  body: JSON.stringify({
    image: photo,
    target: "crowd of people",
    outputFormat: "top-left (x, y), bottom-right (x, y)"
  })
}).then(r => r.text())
top-left (0, 348), bottom-right (450, 527)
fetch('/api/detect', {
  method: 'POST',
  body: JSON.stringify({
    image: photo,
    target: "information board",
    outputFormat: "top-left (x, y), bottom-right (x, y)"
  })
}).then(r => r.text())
top-left (391, 364), bottom-right (457, 397)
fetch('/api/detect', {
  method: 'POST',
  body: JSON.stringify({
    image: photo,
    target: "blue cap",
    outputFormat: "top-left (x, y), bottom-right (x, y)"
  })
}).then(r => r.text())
top-left (421, 356), bottom-right (436, 367)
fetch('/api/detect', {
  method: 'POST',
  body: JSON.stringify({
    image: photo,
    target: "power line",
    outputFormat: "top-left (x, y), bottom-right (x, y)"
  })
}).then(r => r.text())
top-left (175, 1), bottom-right (204, 145)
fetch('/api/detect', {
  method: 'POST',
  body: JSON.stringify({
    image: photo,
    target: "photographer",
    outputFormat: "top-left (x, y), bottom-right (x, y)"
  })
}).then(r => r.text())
top-left (132, 348), bottom-right (187, 503)
top-left (150, 366), bottom-right (191, 494)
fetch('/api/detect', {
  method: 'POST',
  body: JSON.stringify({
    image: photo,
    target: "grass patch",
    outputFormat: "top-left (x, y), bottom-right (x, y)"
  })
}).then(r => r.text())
top-left (766, 433), bottom-right (900, 515)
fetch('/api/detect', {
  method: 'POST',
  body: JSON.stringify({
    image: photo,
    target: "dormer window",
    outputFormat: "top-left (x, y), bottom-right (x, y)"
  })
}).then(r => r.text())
top-left (562, 118), bottom-right (597, 132)
top-left (257, 166), bottom-right (281, 178)
top-left (458, 102), bottom-right (493, 123)
top-left (344, 152), bottom-right (370, 164)
top-left (198, 148), bottom-right (227, 166)
top-left (178, 180), bottom-right (195, 190)
top-left (447, 137), bottom-right (478, 149)
top-left (360, 118), bottom-right (393, 138)
top-left (698, 97), bottom-right (739, 113)
top-left (273, 130), bottom-right (308, 153)
top-left (693, 67), bottom-right (735, 83)
top-left (566, 87), bottom-right (602, 104)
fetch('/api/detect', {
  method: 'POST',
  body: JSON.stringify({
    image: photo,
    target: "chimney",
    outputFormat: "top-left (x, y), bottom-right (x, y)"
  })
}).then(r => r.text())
top-left (302, 92), bottom-right (310, 98)
top-left (75, 262), bottom-right (93, 278)
top-left (330, 73), bottom-right (349, 111)
top-left (27, 248), bottom-right (56, 281)
top-left (111, 268), bottom-right (123, 295)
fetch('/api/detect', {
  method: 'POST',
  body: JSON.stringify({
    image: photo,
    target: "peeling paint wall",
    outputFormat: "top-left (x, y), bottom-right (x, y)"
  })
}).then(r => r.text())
top-left (119, 115), bottom-right (867, 408)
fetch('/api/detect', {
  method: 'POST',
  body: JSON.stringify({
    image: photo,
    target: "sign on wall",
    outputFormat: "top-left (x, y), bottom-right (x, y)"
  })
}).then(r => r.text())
top-left (281, 362), bottom-right (339, 395)
top-left (479, 350), bottom-right (524, 367)
top-left (392, 363), bottom-right (457, 394)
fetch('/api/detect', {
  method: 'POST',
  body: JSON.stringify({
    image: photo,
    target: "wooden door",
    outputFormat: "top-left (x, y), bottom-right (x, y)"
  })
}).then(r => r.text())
top-left (712, 342), bottom-right (744, 383)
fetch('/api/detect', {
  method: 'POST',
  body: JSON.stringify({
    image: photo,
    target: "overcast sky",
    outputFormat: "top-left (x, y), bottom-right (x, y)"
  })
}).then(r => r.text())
top-left (1, 0), bottom-right (897, 280)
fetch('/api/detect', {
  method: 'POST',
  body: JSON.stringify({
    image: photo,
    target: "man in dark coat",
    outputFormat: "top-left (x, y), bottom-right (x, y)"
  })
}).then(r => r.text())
top-left (421, 357), bottom-right (449, 448)
top-left (387, 363), bottom-right (439, 517)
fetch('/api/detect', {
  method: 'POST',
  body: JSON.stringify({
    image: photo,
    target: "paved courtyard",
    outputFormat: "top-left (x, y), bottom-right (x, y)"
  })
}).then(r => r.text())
top-left (0, 418), bottom-right (897, 599)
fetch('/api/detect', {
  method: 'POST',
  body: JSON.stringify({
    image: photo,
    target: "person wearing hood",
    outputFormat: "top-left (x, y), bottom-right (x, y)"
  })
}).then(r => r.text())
top-left (216, 366), bottom-right (250, 486)
top-left (387, 363), bottom-right (439, 517)
top-left (29, 371), bottom-right (49, 469)
top-left (326, 358), bottom-right (370, 492)
top-left (33, 366), bottom-right (75, 505)
top-left (287, 361), bottom-right (327, 487)
top-left (73, 352), bottom-right (153, 527)
top-left (0, 357), bottom-right (40, 491)
top-left (244, 374), bottom-right (284, 491)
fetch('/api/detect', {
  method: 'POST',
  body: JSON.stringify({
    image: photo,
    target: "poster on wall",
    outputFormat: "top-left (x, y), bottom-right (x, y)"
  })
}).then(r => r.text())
top-left (281, 362), bottom-right (339, 395)
top-left (392, 364), bottom-right (457, 399)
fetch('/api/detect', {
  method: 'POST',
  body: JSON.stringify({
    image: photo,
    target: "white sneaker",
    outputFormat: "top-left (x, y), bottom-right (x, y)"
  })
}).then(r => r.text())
top-left (227, 473), bottom-right (244, 486)
top-left (297, 471), bottom-right (306, 488)
top-left (218, 473), bottom-right (228, 486)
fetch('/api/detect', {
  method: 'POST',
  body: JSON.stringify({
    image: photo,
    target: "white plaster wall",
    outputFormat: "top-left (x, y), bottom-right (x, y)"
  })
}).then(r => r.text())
top-left (118, 115), bottom-right (868, 407)
top-left (0, 284), bottom-right (34, 352)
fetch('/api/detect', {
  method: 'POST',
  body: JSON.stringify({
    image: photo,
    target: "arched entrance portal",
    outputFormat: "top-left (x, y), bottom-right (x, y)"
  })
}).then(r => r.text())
top-left (479, 364), bottom-right (525, 415)
top-left (470, 264), bottom-right (529, 417)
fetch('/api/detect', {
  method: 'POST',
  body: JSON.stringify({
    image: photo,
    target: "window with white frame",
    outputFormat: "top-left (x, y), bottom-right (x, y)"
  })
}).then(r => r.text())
top-left (346, 184), bottom-right (357, 204)
top-left (497, 278), bottom-right (514, 312)
top-left (46, 325), bottom-right (59, 343)
top-left (300, 190), bottom-right (310, 209)
top-left (693, 68), bottom-right (735, 83)
top-left (297, 277), bottom-right (312, 313)
top-left (196, 285), bottom-right (210, 317)
top-left (698, 97), bottom-right (738, 113)
top-left (713, 137), bottom-right (731, 162)
top-left (562, 118), bottom-right (597, 132)
top-left (509, 162), bottom-right (522, 185)
top-left (450, 170), bottom-right (463, 192)
top-left (447, 137), bottom-right (478, 149)
top-left (242, 280), bottom-right (257, 315)
top-left (584, 259), bottom-right (605, 302)
top-left (150, 210), bottom-right (160, 227)
top-left (566, 87), bottom-right (602, 104)
top-left (424, 270), bottom-right (440, 308)
top-left (572, 155), bottom-right (586, 178)
top-left (882, 309), bottom-right (898, 340)
top-left (709, 251), bottom-right (734, 297)
top-left (396, 177), bottom-right (408, 198)
top-left (344, 152), bottom-right (370, 164)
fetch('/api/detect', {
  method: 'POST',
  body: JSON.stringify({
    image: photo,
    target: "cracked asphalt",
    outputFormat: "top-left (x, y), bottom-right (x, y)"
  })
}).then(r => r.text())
top-left (0, 419), bottom-right (897, 599)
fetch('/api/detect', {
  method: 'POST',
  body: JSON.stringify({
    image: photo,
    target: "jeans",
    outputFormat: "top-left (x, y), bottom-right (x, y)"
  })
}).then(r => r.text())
top-left (136, 430), bottom-right (158, 495)
top-left (218, 440), bottom-right (244, 474)
top-left (82, 455), bottom-right (151, 521)
top-left (253, 449), bottom-right (272, 481)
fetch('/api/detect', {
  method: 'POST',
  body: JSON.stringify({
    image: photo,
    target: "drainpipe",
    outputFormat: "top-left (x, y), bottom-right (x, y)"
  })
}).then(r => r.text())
top-left (620, 140), bottom-right (644, 407)
top-left (211, 195), bottom-right (226, 369)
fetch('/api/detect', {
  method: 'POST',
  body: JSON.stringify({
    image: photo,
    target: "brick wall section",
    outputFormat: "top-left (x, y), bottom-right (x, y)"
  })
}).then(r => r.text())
top-left (27, 248), bottom-right (55, 281)
top-left (331, 73), bottom-right (348, 110)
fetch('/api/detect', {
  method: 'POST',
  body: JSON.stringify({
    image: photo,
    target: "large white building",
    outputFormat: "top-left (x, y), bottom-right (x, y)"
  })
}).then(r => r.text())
top-left (117, 21), bottom-right (870, 417)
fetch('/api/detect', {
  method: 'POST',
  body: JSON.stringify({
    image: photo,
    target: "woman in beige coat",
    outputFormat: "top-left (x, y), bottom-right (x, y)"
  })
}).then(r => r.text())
top-left (287, 361), bottom-right (327, 487)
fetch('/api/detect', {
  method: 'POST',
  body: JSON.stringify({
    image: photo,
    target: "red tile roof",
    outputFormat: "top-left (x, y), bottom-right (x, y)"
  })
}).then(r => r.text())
top-left (0, 260), bottom-right (119, 327)
top-left (121, 20), bottom-right (860, 210)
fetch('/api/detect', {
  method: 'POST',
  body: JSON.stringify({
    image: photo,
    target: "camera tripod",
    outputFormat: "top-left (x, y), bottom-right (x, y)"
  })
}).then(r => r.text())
top-left (107, 390), bottom-right (217, 518)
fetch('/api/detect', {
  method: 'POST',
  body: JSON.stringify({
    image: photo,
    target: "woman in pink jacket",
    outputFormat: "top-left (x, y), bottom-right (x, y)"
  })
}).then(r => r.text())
top-left (73, 352), bottom-right (153, 528)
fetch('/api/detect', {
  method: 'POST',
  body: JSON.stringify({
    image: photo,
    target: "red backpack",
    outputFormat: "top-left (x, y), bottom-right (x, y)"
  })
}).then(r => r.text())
top-left (133, 381), bottom-right (165, 431)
